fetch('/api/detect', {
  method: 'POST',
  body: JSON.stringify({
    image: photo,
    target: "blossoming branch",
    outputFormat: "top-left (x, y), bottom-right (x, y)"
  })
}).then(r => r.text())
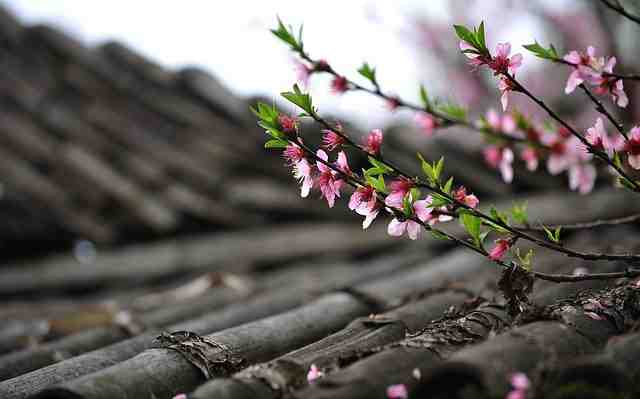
top-left (256, 18), bottom-right (640, 287)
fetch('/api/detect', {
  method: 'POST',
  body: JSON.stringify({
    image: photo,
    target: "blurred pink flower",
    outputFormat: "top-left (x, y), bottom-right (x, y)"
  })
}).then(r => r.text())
top-left (415, 113), bottom-right (439, 137)
top-left (483, 146), bottom-right (514, 183)
top-left (386, 384), bottom-right (408, 399)
top-left (330, 75), bottom-right (349, 94)
top-left (307, 364), bottom-right (324, 382)
top-left (625, 126), bottom-right (640, 169)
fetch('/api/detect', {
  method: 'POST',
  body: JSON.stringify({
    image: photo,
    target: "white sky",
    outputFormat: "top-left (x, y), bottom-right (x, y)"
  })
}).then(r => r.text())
top-left (4, 1), bottom-right (562, 128)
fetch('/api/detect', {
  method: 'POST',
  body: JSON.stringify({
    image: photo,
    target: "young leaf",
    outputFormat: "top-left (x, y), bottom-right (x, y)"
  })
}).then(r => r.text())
top-left (442, 176), bottom-right (454, 194)
top-left (417, 153), bottom-right (435, 182)
top-left (453, 24), bottom-right (477, 47)
top-left (516, 248), bottom-right (534, 270)
top-left (433, 157), bottom-right (444, 183)
top-left (431, 229), bottom-right (451, 241)
top-left (460, 213), bottom-right (482, 247)
top-left (271, 17), bottom-right (300, 50)
top-left (511, 202), bottom-right (529, 225)
top-left (281, 84), bottom-right (315, 115)
top-left (419, 84), bottom-right (430, 110)
top-left (436, 102), bottom-right (467, 122)
top-left (264, 139), bottom-right (289, 149)
top-left (358, 62), bottom-right (377, 85)
top-left (542, 225), bottom-right (561, 243)
top-left (523, 41), bottom-right (559, 60)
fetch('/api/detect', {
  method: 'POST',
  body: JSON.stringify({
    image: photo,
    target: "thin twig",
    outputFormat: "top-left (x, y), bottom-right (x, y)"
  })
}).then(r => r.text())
top-left (518, 213), bottom-right (640, 232)
top-left (285, 131), bottom-right (640, 283)
top-left (599, 0), bottom-right (640, 26)
top-left (579, 84), bottom-right (627, 140)
top-left (506, 74), bottom-right (640, 192)
top-left (302, 107), bottom-right (640, 262)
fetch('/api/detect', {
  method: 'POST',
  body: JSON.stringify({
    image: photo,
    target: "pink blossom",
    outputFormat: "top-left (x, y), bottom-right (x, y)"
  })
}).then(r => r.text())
top-left (387, 197), bottom-right (433, 240)
top-left (569, 163), bottom-right (596, 194)
top-left (322, 129), bottom-right (346, 151)
top-left (489, 238), bottom-right (511, 261)
top-left (453, 186), bottom-right (479, 209)
top-left (384, 177), bottom-right (414, 208)
top-left (294, 158), bottom-right (314, 198)
top-left (386, 96), bottom-right (401, 111)
top-left (625, 126), bottom-right (640, 169)
top-left (483, 146), bottom-right (514, 183)
top-left (316, 149), bottom-right (341, 207)
top-left (593, 57), bottom-right (628, 108)
top-left (415, 113), bottom-right (439, 137)
top-left (349, 185), bottom-right (377, 215)
top-left (585, 117), bottom-right (613, 157)
top-left (563, 46), bottom-right (602, 94)
top-left (386, 384), bottom-right (408, 399)
top-left (459, 41), bottom-right (488, 69)
top-left (330, 75), bottom-right (349, 94)
top-left (294, 59), bottom-right (312, 87)
top-left (510, 373), bottom-right (530, 390)
top-left (506, 390), bottom-right (526, 399)
top-left (520, 147), bottom-right (539, 171)
top-left (489, 42), bottom-right (523, 76)
top-left (335, 151), bottom-right (352, 176)
top-left (283, 143), bottom-right (314, 198)
top-left (172, 394), bottom-right (187, 399)
top-left (307, 364), bottom-right (324, 382)
top-left (486, 109), bottom-right (516, 134)
top-left (283, 143), bottom-right (305, 166)
top-left (278, 114), bottom-right (298, 135)
top-left (363, 129), bottom-right (383, 155)
top-left (498, 76), bottom-right (516, 111)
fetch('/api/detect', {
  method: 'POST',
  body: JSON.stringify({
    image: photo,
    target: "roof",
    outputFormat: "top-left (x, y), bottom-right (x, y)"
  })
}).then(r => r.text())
top-left (1, 5), bottom-right (640, 399)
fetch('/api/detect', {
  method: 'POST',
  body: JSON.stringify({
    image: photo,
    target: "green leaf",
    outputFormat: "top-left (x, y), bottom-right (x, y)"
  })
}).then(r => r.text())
top-left (453, 24), bottom-right (477, 47)
top-left (264, 139), bottom-right (288, 149)
top-left (442, 176), bottom-right (454, 194)
top-left (433, 157), bottom-right (444, 183)
top-left (476, 21), bottom-right (486, 51)
top-left (430, 193), bottom-right (452, 208)
top-left (358, 62), bottom-right (377, 85)
top-left (402, 192), bottom-right (413, 216)
top-left (368, 157), bottom-right (393, 175)
top-left (271, 17), bottom-right (300, 50)
top-left (511, 202), bottom-right (529, 225)
top-left (365, 174), bottom-right (386, 193)
top-left (461, 213), bottom-right (482, 247)
top-left (417, 153), bottom-right (435, 182)
top-left (431, 229), bottom-right (451, 241)
top-left (516, 248), bottom-right (534, 271)
top-left (436, 101), bottom-right (467, 122)
top-left (281, 84), bottom-right (315, 115)
top-left (542, 225), bottom-right (561, 243)
top-left (523, 40), bottom-right (559, 60)
top-left (419, 84), bottom-right (430, 110)
top-left (490, 206), bottom-right (509, 226)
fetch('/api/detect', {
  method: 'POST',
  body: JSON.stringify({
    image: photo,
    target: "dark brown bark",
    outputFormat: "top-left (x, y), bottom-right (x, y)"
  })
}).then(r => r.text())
top-left (0, 250), bottom-right (419, 398)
